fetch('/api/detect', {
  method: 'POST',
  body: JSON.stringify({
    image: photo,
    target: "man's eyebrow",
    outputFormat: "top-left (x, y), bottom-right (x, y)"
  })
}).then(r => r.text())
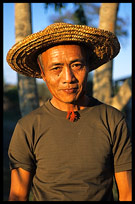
top-left (48, 59), bottom-right (85, 69)
top-left (69, 59), bottom-right (85, 65)
top-left (49, 63), bottom-right (64, 69)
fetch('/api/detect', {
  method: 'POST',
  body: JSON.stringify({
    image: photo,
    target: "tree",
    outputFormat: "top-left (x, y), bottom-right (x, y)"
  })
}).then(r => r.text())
top-left (15, 3), bottom-right (39, 116)
top-left (93, 3), bottom-right (131, 111)
top-left (93, 3), bottom-right (118, 101)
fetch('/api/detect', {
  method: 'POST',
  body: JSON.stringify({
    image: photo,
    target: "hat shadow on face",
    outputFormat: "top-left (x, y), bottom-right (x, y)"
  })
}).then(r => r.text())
top-left (27, 41), bottom-right (112, 77)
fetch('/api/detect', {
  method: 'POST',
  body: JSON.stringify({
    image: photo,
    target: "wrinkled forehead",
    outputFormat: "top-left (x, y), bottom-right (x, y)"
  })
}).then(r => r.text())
top-left (38, 42), bottom-right (90, 65)
top-left (38, 41), bottom-right (90, 56)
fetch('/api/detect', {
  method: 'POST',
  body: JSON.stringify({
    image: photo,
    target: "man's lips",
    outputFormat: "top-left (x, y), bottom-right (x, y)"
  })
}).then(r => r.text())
top-left (61, 88), bottom-right (78, 94)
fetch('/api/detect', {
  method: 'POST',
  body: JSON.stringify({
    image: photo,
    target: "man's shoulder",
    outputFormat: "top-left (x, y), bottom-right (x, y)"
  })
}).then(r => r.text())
top-left (17, 102), bottom-right (48, 127)
top-left (90, 97), bottom-right (125, 120)
top-left (103, 102), bottom-right (124, 119)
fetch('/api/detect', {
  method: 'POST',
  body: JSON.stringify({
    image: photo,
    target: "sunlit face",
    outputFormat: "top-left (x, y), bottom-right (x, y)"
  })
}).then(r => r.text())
top-left (39, 44), bottom-right (89, 104)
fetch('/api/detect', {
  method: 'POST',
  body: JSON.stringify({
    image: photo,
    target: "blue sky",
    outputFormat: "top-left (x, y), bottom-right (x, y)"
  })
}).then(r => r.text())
top-left (3, 3), bottom-right (132, 84)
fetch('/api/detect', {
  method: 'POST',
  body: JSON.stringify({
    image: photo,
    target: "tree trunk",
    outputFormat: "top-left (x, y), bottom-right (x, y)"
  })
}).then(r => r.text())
top-left (15, 3), bottom-right (39, 116)
top-left (93, 3), bottom-right (118, 102)
top-left (93, 3), bottom-right (131, 111)
top-left (108, 78), bottom-right (132, 110)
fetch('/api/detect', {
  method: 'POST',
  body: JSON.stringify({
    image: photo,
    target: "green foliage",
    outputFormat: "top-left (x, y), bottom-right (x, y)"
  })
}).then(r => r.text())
top-left (44, 3), bottom-right (67, 13)
top-left (44, 3), bottom-right (87, 25)
top-left (37, 82), bottom-right (52, 102)
top-left (112, 83), bottom-right (120, 96)
top-left (4, 85), bottom-right (19, 103)
top-left (4, 85), bottom-right (21, 120)
top-left (116, 16), bottom-right (129, 37)
top-left (73, 4), bottom-right (87, 25)
top-left (86, 75), bottom-right (93, 97)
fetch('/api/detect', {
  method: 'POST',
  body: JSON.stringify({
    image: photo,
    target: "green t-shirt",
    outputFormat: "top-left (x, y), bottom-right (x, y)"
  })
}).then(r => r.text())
top-left (8, 97), bottom-right (132, 201)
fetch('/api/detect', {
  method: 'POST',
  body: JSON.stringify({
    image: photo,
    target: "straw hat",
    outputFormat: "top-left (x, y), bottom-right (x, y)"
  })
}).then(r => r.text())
top-left (6, 22), bottom-right (120, 78)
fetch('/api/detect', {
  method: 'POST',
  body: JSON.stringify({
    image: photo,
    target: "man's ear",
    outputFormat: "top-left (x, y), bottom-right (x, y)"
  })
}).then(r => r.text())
top-left (37, 58), bottom-right (46, 82)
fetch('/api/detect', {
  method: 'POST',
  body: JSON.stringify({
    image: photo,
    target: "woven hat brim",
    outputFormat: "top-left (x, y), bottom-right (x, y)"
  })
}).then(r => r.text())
top-left (6, 23), bottom-right (120, 78)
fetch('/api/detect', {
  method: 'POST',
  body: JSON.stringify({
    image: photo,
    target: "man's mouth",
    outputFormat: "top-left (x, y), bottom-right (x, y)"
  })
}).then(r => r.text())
top-left (62, 88), bottom-right (78, 94)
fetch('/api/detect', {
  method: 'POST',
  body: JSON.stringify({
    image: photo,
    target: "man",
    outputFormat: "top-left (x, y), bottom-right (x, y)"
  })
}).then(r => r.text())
top-left (7, 22), bottom-right (132, 201)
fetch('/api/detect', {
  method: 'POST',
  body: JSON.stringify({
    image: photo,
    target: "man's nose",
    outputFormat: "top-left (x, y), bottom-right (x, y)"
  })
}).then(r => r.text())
top-left (62, 66), bottom-right (76, 83)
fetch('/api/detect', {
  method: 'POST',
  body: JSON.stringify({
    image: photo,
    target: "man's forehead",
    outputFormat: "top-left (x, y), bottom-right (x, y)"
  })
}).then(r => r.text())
top-left (40, 43), bottom-right (88, 58)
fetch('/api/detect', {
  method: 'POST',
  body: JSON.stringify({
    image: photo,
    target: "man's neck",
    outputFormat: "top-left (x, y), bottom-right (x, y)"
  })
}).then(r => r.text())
top-left (50, 95), bottom-right (90, 112)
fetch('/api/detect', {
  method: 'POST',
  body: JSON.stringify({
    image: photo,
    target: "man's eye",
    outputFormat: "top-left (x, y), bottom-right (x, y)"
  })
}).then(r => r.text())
top-left (71, 63), bottom-right (83, 69)
top-left (51, 67), bottom-right (61, 70)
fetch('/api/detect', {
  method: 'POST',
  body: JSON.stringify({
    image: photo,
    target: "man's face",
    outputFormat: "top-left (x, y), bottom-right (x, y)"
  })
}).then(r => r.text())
top-left (40, 44), bottom-right (89, 104)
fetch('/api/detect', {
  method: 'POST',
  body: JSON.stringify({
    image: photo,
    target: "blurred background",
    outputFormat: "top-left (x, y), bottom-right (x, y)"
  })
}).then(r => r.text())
top-left (3, 3), bottom-right (132, 201)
